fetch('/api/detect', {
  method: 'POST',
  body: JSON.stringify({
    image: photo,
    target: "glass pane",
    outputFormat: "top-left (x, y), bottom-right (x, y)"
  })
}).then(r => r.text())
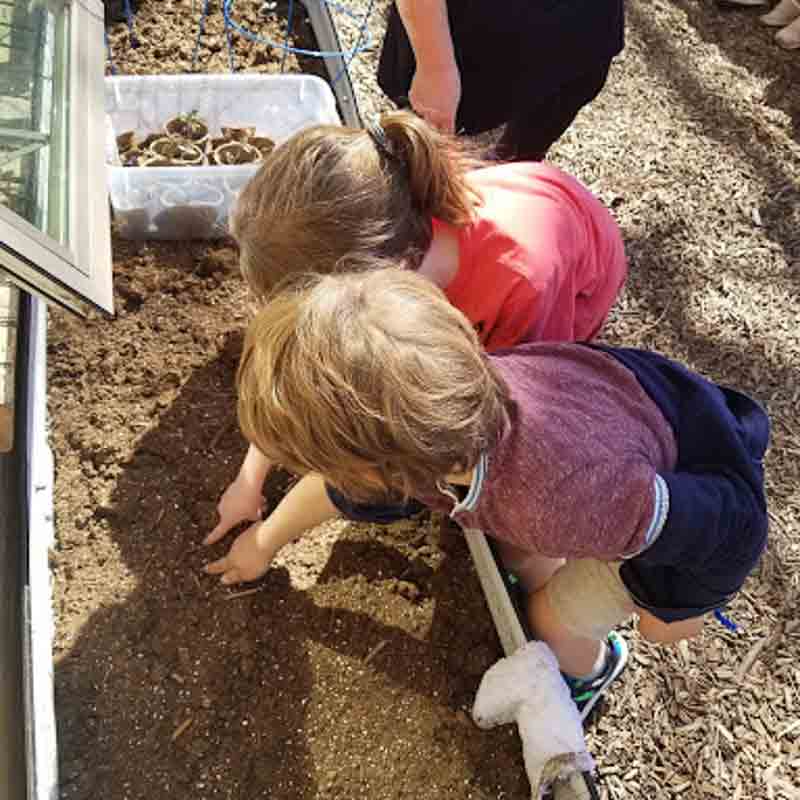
top-left (0, 0), bottom-right (69, 244)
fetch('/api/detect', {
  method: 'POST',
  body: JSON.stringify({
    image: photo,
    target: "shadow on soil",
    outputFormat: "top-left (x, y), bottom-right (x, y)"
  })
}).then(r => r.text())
top-left (619, 214), bottom-right (797, 601)
top-left (53, 329), bottom-right (524, 800)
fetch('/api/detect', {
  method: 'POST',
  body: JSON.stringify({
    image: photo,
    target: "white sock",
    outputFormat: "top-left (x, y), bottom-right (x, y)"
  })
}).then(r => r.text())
top-left (576, 642), bottom-right (610, 682)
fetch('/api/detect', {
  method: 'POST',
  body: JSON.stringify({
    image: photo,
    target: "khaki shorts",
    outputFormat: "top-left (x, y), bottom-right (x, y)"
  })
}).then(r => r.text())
top-left (545, 559), bottom-right (636, 640)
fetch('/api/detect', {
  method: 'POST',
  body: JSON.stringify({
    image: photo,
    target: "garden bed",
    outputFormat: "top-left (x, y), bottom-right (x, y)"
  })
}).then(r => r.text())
top-left (48, 238), bottom-right (525, 800)
top-left (53, 3), bottom-right (526, 798)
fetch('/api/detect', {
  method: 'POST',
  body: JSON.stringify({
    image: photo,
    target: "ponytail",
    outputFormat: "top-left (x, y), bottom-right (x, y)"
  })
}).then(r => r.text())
top-left (379, 111), bottom-right (483, 227)
top-left (230, 112), bottom-right (484, 301)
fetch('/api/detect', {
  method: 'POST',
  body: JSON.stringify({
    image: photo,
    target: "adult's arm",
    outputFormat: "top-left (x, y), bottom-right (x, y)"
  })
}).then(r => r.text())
top-left (395, 0), bottom-right (461, 132)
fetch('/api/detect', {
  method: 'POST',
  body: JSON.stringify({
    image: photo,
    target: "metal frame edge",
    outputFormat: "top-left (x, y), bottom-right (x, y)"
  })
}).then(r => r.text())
top-left (22, 297), bottom-right (58, 800)
top-left (300, 0), bottom-right (362, 128)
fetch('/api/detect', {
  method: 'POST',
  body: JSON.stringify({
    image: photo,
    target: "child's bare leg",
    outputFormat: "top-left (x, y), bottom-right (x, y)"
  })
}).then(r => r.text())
top-left (495, 541), bottom-right (564, 592)
top-left (497, 544), bottom-right (598, 674)
top-left (638, 610), bottom-right (704, 644)
top-left (527, 587), bottom-right (605, 677)
top-left (526, 559), bottom-right (635, 678)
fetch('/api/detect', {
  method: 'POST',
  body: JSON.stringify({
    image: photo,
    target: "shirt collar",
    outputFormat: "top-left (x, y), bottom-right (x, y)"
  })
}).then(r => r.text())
top-left (438, 452), bottom-right (487, 517)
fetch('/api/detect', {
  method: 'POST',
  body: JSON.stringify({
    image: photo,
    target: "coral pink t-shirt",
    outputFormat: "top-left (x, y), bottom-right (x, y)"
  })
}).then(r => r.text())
top-left (442, 162), bottom-right (627, 351)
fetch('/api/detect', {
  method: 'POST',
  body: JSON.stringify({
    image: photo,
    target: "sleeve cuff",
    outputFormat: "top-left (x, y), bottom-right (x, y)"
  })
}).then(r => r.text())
top-left (623, 474), bottom-right (670, 559)
top-left (325, 484), bottom-right (426, 523)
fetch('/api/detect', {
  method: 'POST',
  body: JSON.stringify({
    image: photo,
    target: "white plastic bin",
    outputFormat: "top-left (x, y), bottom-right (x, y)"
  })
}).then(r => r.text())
top-left (105, 74), bottom-right (341, 240)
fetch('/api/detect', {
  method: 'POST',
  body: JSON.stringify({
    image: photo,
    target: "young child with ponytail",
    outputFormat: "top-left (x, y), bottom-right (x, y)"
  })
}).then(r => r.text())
top-left (230, 110), bottom-right (626, 348)
top-left (210, 111), bottom-right (629, 544)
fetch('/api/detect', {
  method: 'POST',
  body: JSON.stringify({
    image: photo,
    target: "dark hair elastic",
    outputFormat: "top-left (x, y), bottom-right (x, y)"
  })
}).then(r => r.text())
top-left (366, 121), bottom-right (396, 162)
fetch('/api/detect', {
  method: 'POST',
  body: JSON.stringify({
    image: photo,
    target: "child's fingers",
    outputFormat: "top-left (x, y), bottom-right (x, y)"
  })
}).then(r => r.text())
top-left (220, 570), bottom-right (241, 586)
top-left (204, 522), bottom-right (230, 546)
top-left (205, 556), bottom-right (230, 575)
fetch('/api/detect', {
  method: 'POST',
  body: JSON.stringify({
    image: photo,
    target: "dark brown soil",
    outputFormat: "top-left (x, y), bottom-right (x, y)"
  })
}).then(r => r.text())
top-left (105, 0), bottom-right (327, 79)
top-left (48, 236), bottom-right (526, 800)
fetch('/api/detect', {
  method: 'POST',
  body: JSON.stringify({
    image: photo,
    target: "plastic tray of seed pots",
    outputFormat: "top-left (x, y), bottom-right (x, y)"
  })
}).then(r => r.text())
top-left (105, 73), bottom-right (341, 240)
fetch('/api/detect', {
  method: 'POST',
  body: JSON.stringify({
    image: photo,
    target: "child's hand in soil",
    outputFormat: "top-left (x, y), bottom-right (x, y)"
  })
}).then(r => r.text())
top-left (205, 521), bottom-right (274, 585)
top-left (205, 474), bottom-right (340, 586)
top-left (205, 476), bottom-right (264, 546)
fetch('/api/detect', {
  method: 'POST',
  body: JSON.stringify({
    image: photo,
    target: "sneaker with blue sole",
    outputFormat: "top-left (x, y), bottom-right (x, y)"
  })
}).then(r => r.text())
top-left (564, 630), bottom-right (629, 722)
top-left (469, 533), bottom-right (613, 800)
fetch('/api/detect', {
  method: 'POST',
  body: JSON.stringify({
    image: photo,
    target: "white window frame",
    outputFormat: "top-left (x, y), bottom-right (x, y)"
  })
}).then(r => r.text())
top-left (0, 0), bottom-right (113, 317)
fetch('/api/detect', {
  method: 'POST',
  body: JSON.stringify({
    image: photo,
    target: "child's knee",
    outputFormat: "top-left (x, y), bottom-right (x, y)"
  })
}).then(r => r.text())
top-left (526, 586), bottom-right (553, 638)
top-left (497, 542), bottom-right (563, 592)
top-left (529, 559), bottom-right (635, 642)
top-left (638, 611), bottom-right (704, 644)
top-left (525, 584), bottom-right (584, 643)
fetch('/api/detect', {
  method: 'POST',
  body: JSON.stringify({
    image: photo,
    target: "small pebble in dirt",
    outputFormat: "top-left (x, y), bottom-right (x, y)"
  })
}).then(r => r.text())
top-left (234, 635), bottom-right (255, 655)
top-left (455, 710), bottom-right (473, 727)
top-left (391, 579), bottom-right (422, 603)
top-left (190, 501), bottom-right (217, 529)
top-left (177, 646), bottom-right (192, 672)
top-left (156, 391), bottom-right (174, 410)
top-left (240, 656), bottom-right (256, 677)
top-left (227, 601), bottom-right (250, 629)
top-left (94, 502), bottom-right (117, 521)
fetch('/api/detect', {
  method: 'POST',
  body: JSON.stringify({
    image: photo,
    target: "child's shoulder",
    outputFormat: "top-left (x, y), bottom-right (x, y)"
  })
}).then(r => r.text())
top-left (468, 161), bottom-right (584, 194)
top-left (489, 342), bottom-right (641, 395)
top-left (467, 162), bottom-right (600, 230)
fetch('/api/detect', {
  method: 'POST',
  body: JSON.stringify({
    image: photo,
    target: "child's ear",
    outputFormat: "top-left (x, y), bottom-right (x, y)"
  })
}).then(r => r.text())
top-left (445, 464), bottom-right (473, 486)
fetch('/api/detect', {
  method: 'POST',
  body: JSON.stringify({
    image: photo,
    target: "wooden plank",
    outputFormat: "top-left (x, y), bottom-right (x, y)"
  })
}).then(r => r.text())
top-left (464, 528), bottom-right (598, 800)
top-left (0, 403), bottom-right (12, 452)
top-left (463, 528), bottom-right (527, 656)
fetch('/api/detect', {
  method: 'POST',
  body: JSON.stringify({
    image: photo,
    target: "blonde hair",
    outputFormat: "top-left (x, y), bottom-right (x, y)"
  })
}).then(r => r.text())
top-left (237, 269), bottom-right (512, 502)
top-left (229, 111), bottom-right (484, 301)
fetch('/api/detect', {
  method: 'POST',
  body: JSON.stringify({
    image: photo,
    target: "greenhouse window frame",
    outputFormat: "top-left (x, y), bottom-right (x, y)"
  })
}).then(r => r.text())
top-left (0, 0), bottom-right (113, 317)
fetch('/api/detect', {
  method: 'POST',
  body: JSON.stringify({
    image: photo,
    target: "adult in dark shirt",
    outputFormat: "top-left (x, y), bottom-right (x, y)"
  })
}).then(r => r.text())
top-left (377, 0), bottom-right (626, 161)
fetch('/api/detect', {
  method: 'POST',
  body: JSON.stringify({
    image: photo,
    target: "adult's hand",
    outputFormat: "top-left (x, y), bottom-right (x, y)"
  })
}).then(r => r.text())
top-left (396, 0), bottom-right (460, 133)
top-left (409, 62), bottom-right (462, 134)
